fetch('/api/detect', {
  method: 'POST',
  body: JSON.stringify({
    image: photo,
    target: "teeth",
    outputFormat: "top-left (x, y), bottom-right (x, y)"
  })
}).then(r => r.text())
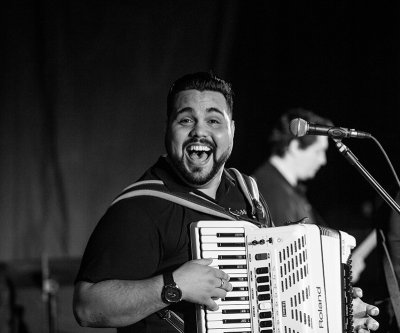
top-left (188, 145), bottom-right (211, 152)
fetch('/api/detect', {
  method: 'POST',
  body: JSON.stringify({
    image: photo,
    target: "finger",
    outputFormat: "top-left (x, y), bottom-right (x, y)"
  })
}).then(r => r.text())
top-left (365, 317), bottom-right (379, 330)
top-left (218, 271), bottom-right (230, 281)
top-left (352, 287), bottom-right (363, 298)
top-left (192, 258), bottom-right (213, 266)
top-left (223, 280), bottom-right (233, 292)
top-left (213, 286), bottom-right (228, 298)
top-left (216, 278), bottom-right (232, 292)
top-left (366, 304), bottom-right (379, 316)
top-left (356, 328), bottom-right (370, 333)
top-left (216, 277), bottom-right (224, 288)
top-left (204, 299), bottom-right (219, 311)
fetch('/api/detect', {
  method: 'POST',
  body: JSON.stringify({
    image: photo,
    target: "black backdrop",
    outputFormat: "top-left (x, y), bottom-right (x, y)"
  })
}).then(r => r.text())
top-left (0, 0), bottom-right (400, 260)
top-left (1, 0), bottom-right (399, 260)
top-left (1, 1), bottom-right (399, 331)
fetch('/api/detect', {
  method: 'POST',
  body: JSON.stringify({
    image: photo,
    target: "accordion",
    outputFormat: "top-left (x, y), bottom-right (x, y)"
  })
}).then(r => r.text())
top-left (190, 221), bottom-right (356, 333)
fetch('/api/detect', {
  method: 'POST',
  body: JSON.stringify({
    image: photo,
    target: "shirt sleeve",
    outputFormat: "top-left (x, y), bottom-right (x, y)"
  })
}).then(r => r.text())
top-left (76, 197), bottom-right (161, 283)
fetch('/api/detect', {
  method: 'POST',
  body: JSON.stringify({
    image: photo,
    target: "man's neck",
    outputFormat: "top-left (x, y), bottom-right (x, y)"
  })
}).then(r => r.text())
top-left (269, 155), bottom-right (298, 186)
top-left (196, 172), bottom-right (223, 199)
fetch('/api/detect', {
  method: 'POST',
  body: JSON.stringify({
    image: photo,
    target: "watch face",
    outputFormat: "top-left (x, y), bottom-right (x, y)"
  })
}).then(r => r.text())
top-left (164, 285), bottom-right (182, 303)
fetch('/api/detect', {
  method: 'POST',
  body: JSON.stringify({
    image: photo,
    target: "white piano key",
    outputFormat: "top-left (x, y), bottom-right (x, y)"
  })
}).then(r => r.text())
top-left (201, 250), bottom-right (246, 258)
top-left (208, 329), bottom-right (252, 333)
top-left (210, 259), bottom-right (247, 267)
top-left (207, 320), bottom-right (251, 329)
top-left (200, 227), bottom-right (245, 235)
top-left (206, 312), bottom-right (251, 320)
top-left (230, 281), bottom-right (249, 288)
top-left (201, 236), bottom-right (245, 243)
top-left (206, 304), bottom-right (251, 314)
top-left (226, 290), bottom-right (249, 297)
top-left (215, 299), bottom-right (249, 306)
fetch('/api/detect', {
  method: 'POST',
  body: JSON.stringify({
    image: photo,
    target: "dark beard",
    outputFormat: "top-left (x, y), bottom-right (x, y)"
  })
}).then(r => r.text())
top-left (170, 155), bottom-right (228, 186)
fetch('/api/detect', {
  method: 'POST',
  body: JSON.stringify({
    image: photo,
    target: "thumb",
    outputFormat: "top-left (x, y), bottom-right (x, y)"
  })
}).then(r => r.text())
top-left (191, 258), bottom-right (213, 266)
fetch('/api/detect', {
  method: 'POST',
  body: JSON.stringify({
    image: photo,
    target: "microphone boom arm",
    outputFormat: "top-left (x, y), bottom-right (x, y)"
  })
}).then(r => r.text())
top-left (333, 139), bottom-right (400, 215)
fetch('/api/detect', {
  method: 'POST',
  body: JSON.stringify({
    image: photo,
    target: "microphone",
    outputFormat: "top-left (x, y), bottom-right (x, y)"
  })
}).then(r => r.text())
top-left (289, 118), bottom-right (371, 139)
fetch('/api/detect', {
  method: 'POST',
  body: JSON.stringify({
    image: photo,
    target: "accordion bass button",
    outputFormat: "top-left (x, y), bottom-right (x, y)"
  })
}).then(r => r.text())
top-left (258, 301), bottom-right (272, 310)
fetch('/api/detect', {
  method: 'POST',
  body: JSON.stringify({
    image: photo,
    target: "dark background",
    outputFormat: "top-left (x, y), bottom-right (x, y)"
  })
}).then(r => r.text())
top-left (0, 1), bottom-right (399, 332)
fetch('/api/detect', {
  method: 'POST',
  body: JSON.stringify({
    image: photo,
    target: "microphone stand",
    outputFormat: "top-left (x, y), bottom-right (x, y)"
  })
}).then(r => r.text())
top-left (333, 139), bottom-right (400, 215)
top-left (333, 138), bottom-right (400, 329)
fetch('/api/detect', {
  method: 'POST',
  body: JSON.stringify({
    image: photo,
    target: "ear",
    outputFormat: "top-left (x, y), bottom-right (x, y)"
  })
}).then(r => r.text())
top-left (287, 139), bottom-right (300, 155)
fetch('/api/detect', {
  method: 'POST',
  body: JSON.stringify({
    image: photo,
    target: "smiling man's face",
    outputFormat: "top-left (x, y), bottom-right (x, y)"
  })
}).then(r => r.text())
top-left (165, 89), bottom-right (235, 188)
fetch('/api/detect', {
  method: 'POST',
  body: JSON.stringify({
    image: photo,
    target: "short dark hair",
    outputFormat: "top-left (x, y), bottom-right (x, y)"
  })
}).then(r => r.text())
top-left (167, 71), bottom-right (234, 121)
top-left (268, 108), bottom-right (333, 157)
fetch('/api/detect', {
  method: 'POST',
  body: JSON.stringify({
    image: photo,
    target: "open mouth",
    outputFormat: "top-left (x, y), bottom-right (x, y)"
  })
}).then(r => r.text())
top-left (185, 144), bottom-right (213, 163)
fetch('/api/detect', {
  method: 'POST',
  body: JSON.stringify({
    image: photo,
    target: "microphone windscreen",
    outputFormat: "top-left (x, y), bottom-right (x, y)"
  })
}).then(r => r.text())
top-left (289, 118), bottom-right (308, 137)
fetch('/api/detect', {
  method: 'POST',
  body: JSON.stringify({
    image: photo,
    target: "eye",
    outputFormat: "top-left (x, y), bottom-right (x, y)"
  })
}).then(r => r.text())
top-left (178, 117), bottom-right (193, 125)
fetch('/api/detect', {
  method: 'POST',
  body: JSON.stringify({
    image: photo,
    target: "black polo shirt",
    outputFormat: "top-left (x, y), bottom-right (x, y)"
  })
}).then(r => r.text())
top-left (76, 156), bottom-right (258, 332)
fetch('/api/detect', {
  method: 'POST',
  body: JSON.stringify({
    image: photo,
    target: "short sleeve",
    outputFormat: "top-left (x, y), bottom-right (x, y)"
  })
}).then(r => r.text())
top-left (76, 198), bottom-right (161, 283)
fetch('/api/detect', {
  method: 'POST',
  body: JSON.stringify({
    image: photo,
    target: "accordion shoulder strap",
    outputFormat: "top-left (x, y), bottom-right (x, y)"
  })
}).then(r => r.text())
top-left (110, 179), bottom-right (237, 221)
top-left (110, 169), bottom-right (272, 226)
top-left (227, 168), bottom-right (272, 226)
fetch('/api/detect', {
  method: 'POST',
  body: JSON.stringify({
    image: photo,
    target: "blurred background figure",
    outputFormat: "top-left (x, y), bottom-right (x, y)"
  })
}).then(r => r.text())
top-left (252, 108), bottom-right (376, 282)
top-left (252, 108), bottom-right (332, 226)
top-left (376, 191), bottom-right (400, 332)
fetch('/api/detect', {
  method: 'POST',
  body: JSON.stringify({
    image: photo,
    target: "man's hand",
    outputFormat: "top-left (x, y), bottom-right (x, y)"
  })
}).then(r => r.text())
top-left (352, 287), bottom-right (379, 332)
top-left (173, 258), bottom-right (232, 311)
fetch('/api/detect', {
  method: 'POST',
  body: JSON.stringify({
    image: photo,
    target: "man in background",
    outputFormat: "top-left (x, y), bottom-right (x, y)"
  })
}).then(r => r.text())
top-left (252, 108), bottom-right (331, 226)
top-left (252, 108), bottom-right (376, 282)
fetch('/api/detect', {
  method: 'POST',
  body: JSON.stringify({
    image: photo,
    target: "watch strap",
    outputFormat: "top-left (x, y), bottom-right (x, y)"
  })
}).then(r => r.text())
top-left (163, 271), bottom-right (175, 286)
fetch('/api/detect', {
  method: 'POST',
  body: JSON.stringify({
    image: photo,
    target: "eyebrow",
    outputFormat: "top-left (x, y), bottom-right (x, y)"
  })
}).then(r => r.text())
top-left (176, 107), bottom-right (226, 116)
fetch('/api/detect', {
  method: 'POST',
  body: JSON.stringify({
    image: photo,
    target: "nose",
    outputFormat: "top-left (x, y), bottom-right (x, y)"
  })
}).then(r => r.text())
top-left (189, 120), bottom-right (208, 138)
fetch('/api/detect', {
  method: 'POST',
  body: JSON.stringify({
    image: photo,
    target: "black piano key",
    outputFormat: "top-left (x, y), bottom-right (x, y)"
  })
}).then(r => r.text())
top-left (258, 294), bottom-right (271, 301)
top-left (222, 309), bottom-right (250, 314)
top-left (260, 320), bottom-right (273, 327)
top-left (256, 276), bottom-right (269, 283)
top-left (218, 255), bottom-right (246, 259)
top-left (259, 311), bottom-right (272, 319)
top-left (224, 296), bottom-right (249, 301)
top-left (217, 242), bottom-right (245, 247)
top-left (230, 276), bottom-right (248, 282)
top-left (223, 319), bottom-right (251, 324)
top-left (216, 233), bottom-right (245, 237)
top-left (219, 265), bottom-right (247, 269)
top-left (256, 267), bottom-right (268, 274)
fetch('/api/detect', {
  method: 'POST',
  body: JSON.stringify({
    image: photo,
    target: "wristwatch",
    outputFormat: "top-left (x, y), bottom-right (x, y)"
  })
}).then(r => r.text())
top-left (161, 271), bottom-right (182, 304)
